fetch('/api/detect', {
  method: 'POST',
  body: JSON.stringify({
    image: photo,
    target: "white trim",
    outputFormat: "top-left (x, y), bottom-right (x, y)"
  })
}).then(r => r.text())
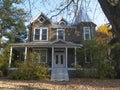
top-left (59, 21), bottom-right (66, 26)
top-left (33, 49), bottom-right (48, 63)
top-left (52, 47), bottom-right (54, 68)
top-left (9, 47), bottom-right (13, 68)
top-left (38, 16), bottom-right (45, 23)
top-left (24, 47), bottom-right (27, 61)
top-left (57, 29), bottom-right (65, 40)
top-left (84, 50), bottom-right (92, 63)
top-left (83, 26), bottom-right (91, 40)
top-left (49, 68), bottom-right (76, 70)
top-left (66, 47), bottom-right (68, 68)
top-left (33, 27), bottom-right (48, 41)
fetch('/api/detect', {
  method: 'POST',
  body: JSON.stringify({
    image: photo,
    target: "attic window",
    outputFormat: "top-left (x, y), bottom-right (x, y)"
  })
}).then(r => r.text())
top-left (59, 21), bottom-right (66, 26)
top-left (39, 16), bottom-right (45, 23)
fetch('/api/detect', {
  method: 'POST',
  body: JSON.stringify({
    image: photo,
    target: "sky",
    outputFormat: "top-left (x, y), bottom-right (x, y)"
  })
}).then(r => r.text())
top-left (21, 0), bottom-right (109, 28)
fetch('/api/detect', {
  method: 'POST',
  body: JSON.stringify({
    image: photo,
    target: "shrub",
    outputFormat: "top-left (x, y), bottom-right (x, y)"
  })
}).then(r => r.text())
top-left (9, 52), bottom-right (50, 80)
top-left (0, 47), bottom-right (9, 76)
top-left (97, 62), bottom-right (116, 79)
top-left (0, 71), bottom-right (3, 77)
top-left (75, 65), bottom-right (97, 78)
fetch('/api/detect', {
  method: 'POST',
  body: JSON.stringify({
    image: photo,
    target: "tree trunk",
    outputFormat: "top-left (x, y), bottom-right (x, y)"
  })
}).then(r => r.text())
top-left (98, 0), bottom-right (120, 40)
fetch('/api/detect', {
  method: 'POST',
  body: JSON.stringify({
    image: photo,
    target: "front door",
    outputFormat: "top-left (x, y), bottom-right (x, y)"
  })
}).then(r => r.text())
top-left (54, 53), bottom-right (65, 68)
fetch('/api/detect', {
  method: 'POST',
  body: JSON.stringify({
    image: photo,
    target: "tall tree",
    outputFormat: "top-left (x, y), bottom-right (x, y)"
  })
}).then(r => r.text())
top-left (0, 0), bottom-right (27, 45)
top-left (98, 0), bottom-right (120, 40)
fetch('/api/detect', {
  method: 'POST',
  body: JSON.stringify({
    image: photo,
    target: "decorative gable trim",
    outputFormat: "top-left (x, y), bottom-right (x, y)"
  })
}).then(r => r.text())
top-left (51, 39), bottom-right (75, 45)
top-left (30, 12), bottom-right (51, 24)
top-left (58, 18), bottom-right (68, 26)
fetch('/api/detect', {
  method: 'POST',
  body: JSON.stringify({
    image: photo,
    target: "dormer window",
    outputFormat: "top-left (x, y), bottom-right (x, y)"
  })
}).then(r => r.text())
top-left (83, 27), bottom-right (91, 40)
top-left (59, 21), bottom-right (66, 26)
top-left (38, 16), bottom-right (45, 23)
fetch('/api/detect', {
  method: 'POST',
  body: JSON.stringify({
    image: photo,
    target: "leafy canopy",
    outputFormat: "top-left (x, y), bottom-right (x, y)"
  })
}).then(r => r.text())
top-left (0, 0), bottom-right (27, 43)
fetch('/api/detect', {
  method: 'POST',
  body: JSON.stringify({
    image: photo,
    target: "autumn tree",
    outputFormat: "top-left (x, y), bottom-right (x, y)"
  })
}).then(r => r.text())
top-left (96, 24), bottom-right (113, 44)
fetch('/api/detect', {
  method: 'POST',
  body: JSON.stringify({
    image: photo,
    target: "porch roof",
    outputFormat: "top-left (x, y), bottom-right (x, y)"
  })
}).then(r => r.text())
top-left (10, 40), bottom-right (82, 48)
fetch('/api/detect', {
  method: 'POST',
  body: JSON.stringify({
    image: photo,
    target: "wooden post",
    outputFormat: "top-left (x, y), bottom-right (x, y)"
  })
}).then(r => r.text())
top-left (24, 47), bottom-right (27, 62)
top-left (52, 47), bottom-right (54, 68)
top-left (9, 47), bottom-right (13, 68)
top-left (66, 47), bottom-right (68, 68)
top-left (75, 47), bottom-right (77, 65)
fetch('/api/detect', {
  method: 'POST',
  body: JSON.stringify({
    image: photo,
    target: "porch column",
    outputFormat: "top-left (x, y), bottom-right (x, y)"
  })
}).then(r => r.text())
top-left (24, 47), bottom-right (27, 62)
top-left (52, 47), bottom-right (54, 68)
top-left (9, 46), bottom-right (13, 68)
top-left (74, 47), bottom-right (77, 65)
top-left (66, 47), bottom-right (68, 68)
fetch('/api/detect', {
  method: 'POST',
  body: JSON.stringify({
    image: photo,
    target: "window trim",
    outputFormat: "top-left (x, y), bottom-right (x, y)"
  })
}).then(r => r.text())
top-left (33, 27), bottom-right (48, 41)
top-left (33, 49), bottom-right (48, 63)
top-left (59, 21), bottom-right (66, 26)
top-left (38, 16), bottom-right (45, 23)
top-left (83, 27), bottom-right (91, 40)
top-left (57, 29), bottom-right (65, 40)
top-left (84, 50), bottom-right (92, 63)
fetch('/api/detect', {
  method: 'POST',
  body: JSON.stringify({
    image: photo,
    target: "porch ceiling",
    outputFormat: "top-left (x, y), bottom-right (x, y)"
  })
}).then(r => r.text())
top-left (10, 41), bottom-right (82, 48)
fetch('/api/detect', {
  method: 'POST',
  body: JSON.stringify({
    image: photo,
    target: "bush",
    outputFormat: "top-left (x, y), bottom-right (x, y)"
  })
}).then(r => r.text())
top-left (75, 65), bottom-right (97, 78)
top-left (0, 47), bottom-right (9, 76)
top-left (0, 71), bottom-right (3, 77)
top-left (97, 62), bottom-right (116, 79)
top-left (9, 52), bottom-right (50, 80)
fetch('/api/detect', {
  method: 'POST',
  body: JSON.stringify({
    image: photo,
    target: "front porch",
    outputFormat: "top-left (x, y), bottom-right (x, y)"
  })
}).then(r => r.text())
top-left (9, 40), bottom-right (82, 80)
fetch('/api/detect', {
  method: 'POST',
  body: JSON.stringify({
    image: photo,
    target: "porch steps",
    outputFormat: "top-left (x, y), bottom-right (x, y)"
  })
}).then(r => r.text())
top-left (51, 68), bottom-right (69, 81)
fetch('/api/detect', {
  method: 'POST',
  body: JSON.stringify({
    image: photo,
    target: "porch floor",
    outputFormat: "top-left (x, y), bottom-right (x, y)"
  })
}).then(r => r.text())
top-left (51, 68), bottom-right (69, 81)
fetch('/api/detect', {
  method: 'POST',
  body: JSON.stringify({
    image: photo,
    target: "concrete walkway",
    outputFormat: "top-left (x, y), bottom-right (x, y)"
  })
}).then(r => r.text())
top-left (51, 68), bottom-right (69, 81)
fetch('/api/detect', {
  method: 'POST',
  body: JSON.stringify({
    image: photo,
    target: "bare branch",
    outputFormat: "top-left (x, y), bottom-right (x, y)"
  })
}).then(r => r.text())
top-left (50, 0), bottom-right (74, 19)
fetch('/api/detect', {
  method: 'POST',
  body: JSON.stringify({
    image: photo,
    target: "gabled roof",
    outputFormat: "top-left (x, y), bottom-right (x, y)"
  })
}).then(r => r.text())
top-left (58, 18), bottom-right (68, 24)
top-left (51, 39), bottom-right (74, 44)
top-left (10, 40), bottom-right (83, 48)
top-left (30, 12), bottom-right (51, 23)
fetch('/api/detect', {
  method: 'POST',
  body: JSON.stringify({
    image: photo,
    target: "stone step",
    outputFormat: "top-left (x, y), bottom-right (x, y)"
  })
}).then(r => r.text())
top-left (51, 68), bottom-right (69, 81)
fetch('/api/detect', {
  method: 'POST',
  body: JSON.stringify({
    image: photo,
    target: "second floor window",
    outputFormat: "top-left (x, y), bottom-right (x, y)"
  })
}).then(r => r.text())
top-left (57, 29), bottom-right (65, 40)
top-left (34, 28), bottom-right (48, 41)
top-left (83, 27), bottom-right (91, 40)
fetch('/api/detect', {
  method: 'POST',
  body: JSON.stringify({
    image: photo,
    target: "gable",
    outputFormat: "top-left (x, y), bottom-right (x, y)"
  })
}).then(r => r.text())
top-left (30, 13), bottom-right (51, 25)
top-left (52, 40), bottom-right (67, 44)
top-left (57, 18), bottom-right (68, 26)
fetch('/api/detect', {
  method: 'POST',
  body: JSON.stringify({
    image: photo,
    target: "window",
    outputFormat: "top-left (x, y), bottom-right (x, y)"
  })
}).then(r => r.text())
top-left (57, 29), bottom-right (65, 40)
top-left (34, 29), bottom-right (40, 40)
top-left (38, 16), bottom-right (45, 23)
top-left (42, 29), bottom-right (47, 40)
top-left (34, 49), bottom-right (47, 63)
top-left (40, 50), bottom-right (47, 63)
top-left (59, 21), bottom-right (66, 26)
top-left (85, 50), bottom-right (92, 63)
top-left (56, 55), bottom-right (58, 64)
top-left (34, 28), bottom-right (48, 41)
top-left (61, 55), bottom-right (63, 64)
top-left (83, 27), bottom-right (91, 40)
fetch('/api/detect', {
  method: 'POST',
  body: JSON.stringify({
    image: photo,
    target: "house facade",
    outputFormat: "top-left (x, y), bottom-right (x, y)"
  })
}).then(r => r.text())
top-left (9, 13), bottom-right (96, 81)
